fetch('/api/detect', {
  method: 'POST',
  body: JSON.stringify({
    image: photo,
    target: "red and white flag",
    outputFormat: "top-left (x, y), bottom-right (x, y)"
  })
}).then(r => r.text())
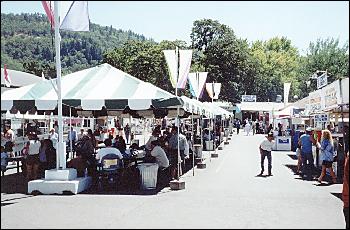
top-left (3, 64), bottom-right (12, 87)
top-left (41, 1), bottom-right (55, 29)
top-left (41, 1), bottom-right (90, 31)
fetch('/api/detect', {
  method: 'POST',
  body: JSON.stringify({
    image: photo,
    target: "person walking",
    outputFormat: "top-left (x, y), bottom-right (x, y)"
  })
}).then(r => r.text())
top-left (252, 121), bottom-right (256, 135)
top-left (245, 121), bottom-right (251, 136)
top-left (298, 127), bottom-right (317, 180)
top-left (317, 130), bottom-right (337, 184)
top-left (258, 133), bottom-right (275, 176)
top-left (124, 123), bottom-right (131, 144)
top-left (342, 151), bottom-right (349, 229)
top-left (235, 119), bottom-right (241, 135)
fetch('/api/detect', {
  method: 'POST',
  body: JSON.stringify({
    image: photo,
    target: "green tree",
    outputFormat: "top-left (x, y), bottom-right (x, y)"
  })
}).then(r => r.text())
top-left (297, 38), bottom-right (349, 98)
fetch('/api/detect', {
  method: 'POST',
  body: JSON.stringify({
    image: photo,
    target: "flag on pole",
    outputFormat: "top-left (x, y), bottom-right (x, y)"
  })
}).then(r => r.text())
top-left (42, 1), bottom-right (90, 31)
top-left (188, 72), bottom-right (208, 98)
top-left (3, 64), bottom-right (11, 87)
top-left (176, 50), bottom-right (192, 89)
top-left (42, 1), bottom-right (54, 29)
top-left (206, 83), bottom-right (221, 99)
top-left (163, 50), bottom-right (178, 88)
top-left (283, 82), bottom-right (291, 106)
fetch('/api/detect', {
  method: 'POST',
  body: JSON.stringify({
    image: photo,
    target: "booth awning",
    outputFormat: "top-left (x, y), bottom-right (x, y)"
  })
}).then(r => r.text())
top-left (1, 63), bottom-right (183, 113)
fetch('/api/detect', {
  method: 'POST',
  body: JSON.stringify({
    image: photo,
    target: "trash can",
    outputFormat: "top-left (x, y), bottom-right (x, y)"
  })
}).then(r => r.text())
top-left (193, 144), bottom-right (203, 158)
top-left (205, 140), bottom-right (214, 151)
top-left (137, 163), bottom-right (159, 190)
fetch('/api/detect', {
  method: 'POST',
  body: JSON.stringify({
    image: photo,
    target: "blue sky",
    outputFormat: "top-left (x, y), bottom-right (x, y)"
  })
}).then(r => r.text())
top-left (1, 1), bottom-right (349, 55)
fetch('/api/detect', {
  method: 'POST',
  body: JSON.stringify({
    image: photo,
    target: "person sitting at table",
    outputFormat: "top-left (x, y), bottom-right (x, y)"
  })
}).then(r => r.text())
top-left (78, 128), bottom-right (85, 141)
top-left (96, 138), bottom-right (123, 164)
top-left (115, 136), bottom-right (127, 158)
top-left (45, 139), bottom-right (56, 170)
top-left (145, 129), bottom-right (160, 152)
top-left (150, 140), bottom-right (169, 169)
top-left (67, 151), bottom-right (87, 177)
top-left (112, 135), bottom-right (120, 148)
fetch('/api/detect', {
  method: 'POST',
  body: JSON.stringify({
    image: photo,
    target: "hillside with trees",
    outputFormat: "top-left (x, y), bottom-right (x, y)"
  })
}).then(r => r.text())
top-left (1, 13), bottom-right (150, 76)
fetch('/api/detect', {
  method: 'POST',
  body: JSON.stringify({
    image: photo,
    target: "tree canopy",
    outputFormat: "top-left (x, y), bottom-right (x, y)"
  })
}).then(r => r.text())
top-left (2, 14), bottom-right (348, 103)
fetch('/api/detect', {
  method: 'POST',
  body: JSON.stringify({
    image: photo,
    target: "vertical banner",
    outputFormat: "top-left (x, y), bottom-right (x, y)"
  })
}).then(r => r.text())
top-left (177, 50), bottom-right (192, 89)
top-left (283, 82), bottom-right (291, 106)
top-left (188, 73), bottom-right (197, 97)
top-left (163, 50), bottom-right (178, 88)
top-left (197, 72), bottom-right (208, 99)
top-left (206, 83), bottom-right (221, 99)
top-left (206, 83), bottom-right (214, 99)
top-left (213, 83), bottom-right (221, 99)
top-left (188, 72), bottom-right (208, 98)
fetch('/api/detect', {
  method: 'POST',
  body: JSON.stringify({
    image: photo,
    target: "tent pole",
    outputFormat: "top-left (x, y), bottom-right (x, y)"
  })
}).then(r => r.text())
top-left (192, 108), bottom-right (194, 176)
top-left (69, 106), bottom-right (73, 159)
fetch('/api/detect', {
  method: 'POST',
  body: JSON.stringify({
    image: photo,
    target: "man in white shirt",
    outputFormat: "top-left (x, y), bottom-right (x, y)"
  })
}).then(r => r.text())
top-left (96, 138), bottom-right (123, 164)
top-left (49, 128), bottom-right (58, 149)
top-left (258, 133), bottom-right (275, 176)
top-left (150, 140), bottom-right (169, 169)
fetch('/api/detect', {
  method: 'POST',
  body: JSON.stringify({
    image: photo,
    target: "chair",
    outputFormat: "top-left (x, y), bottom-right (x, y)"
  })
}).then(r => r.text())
top-left (97, 154), bottom-right (123, 192)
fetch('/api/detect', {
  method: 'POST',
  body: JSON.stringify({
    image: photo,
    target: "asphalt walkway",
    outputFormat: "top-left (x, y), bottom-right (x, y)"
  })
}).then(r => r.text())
top-left (1, 132), bottom-right (345, 228)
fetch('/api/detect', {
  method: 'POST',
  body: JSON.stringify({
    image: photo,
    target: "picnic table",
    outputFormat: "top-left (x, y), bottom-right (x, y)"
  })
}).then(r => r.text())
top-left (7, 156), bottom-right (24, 174)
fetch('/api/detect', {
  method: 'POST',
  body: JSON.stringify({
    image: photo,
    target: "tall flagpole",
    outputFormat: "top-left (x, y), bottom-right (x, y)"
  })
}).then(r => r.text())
top-left (54, 1), bottom-right (66, 169)
top-left (176, 46), bottom-right (181, 180)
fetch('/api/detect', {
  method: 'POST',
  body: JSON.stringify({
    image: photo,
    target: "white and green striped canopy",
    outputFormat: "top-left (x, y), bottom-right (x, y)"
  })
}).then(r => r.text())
top-left (1, 63), bottom-right (183, 113)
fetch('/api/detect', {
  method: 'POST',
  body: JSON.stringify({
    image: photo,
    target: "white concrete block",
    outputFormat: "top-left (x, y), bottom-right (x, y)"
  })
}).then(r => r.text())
top-left (45, 168), bottom-right (77, 181)
top-left (28, 177), bottom-right (92, 195)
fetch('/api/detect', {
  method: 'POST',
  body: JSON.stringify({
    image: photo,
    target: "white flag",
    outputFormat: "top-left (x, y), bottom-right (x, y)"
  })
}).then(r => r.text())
top-left (163, 50), bottom-right (178, 88)
top-left (177, 50), bottom-right (192, 89)
top-left (284, 82), bottom-right (291, 106)
top-left (188, 72), bottom-right (208, 98)
top-left (206, 83), bottom-right (221, 99)
top-left (42, 1), bottom-right (90, 31)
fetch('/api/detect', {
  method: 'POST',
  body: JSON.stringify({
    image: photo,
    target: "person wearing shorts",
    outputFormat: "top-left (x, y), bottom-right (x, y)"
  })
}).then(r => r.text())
top-left (26, 132), bottom-right (41, 181)
top-left (317, 130), bottom-right (337, 184)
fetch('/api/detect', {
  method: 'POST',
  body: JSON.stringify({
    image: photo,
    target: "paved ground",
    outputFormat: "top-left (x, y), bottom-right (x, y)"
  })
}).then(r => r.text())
top-left (1, 132), bottom-right (346, 229)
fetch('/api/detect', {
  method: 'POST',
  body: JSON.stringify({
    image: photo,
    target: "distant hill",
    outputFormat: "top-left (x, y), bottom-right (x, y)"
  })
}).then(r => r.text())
top-left (1, 13), bottom-right (152, 76)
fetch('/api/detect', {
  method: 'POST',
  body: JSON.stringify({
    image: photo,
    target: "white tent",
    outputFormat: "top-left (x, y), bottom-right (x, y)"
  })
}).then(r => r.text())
top-left (1, 63), bottom-right (183, 116)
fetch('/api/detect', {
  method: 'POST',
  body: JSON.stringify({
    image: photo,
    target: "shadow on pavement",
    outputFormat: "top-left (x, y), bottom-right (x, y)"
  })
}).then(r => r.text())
top-left (1, 202), bottom-right (15, 207)
top-left (83, 155), bottom-right (197, 196)
top-left (255, 174), bottom-right (269, 178)
top-left (287, 154), bottom-right (298, 160)
top-left (331, 192), bottom-right (343, 201)
top-left (1, 155), bottom-right (199, 196)
top-left (1, 172), bottom-right (27, 194)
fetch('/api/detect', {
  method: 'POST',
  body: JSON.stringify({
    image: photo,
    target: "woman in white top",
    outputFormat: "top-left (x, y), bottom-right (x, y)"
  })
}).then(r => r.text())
top-left (26, 132), bottom-right (41, 181)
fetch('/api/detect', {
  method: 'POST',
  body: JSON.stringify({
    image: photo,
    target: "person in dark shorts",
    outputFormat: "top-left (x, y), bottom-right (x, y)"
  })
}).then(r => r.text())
top-left (317, 130), bottom-right (337, 184)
